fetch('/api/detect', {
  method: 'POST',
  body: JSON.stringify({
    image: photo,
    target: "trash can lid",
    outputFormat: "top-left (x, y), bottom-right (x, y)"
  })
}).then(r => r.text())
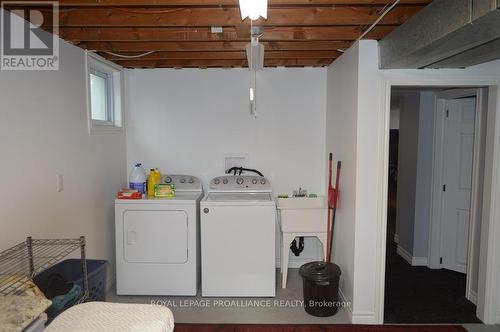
top-left (299, 261), bottom-right (341, 282)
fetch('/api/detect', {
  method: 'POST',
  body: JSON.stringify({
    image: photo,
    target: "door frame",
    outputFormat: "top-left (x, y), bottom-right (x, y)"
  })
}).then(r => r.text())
top-left (376, 78), bottom-right (500, 324)
top-left (428, 88), bottom-right (486, 305)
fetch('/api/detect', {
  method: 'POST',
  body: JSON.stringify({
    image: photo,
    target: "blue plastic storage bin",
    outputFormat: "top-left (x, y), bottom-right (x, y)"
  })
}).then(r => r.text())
top-left (34, 259), bottom-right (108, 302)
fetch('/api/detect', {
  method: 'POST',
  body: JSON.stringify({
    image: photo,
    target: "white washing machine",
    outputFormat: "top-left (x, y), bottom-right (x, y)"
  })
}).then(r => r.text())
top-left (115, 175), bottom-right (202, 296)
top-left (201, 175), bottom-right (276, 297)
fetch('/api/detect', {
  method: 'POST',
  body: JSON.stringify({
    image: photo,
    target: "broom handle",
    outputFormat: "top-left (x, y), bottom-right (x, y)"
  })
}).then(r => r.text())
top-left (329, 161), bottom-right (342, 262)
top-left (334, 161), bottom-right (341, 208)
top-left (326, 153), bottom-right (333, 262)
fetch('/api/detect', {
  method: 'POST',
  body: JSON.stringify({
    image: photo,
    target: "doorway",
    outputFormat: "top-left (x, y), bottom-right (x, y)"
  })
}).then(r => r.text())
top-left (383, 87), bottom-right (486, 323)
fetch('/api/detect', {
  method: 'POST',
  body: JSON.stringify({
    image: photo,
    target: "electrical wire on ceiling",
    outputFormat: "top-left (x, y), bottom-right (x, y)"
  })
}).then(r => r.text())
top-left (354, 0), bottom-right (400, 43)
top-left (335, 0), bottom-right (400, 53)
top-left (99, 50), bottom-right (156, 58)
top-left (113, 7), bottom-right (185, 15)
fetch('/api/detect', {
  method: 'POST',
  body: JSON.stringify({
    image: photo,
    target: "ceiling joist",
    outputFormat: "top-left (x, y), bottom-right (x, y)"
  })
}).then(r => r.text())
top-left (59, 26), bottom-right (396, 42)
top-left (114, 58), bottom-right (334, 68)
top-left (81, 41), bottom-right (350, 51)
top-left (3, 0), bottom-right (432, 7)
top-left (46, 7), bottom-right (422, 27)
top-left (101, 50), bottom-right (340, 61)
top-left (3, 0), bottom-right (431, 68)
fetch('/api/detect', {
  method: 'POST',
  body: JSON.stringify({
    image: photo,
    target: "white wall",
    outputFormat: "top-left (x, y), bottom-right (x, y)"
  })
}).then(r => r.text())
top-left (394, 90), bottom-right (421, 256)
top-left (125, 67), bottom-right (327, 265)
top-left (0, 12), bottom-right (127, 282)
top-left (389, 96), bottom-right (400, 130)
top-left (393, 90), bottom-right (434, 260)
top-left (327, 39), bottom-right (500, 324)
top-left (413, 91), bottom-right (435, 258)
top-left (325, 43), bottom-right (359, 317)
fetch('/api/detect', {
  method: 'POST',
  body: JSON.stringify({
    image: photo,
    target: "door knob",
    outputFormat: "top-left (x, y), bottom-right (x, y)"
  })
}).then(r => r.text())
top-left (203, 208), bottom-right (209, 214)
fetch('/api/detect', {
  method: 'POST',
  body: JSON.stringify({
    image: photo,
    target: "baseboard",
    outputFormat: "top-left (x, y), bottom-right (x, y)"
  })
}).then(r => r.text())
top-left (396, 245), bottom-right (428, 266)
top-left (338, 287), bottom-right (353, 323)
top-left (351, 311), bottom-right (377, 324)
top-left (393, 234), bottom-right (399, 244)
top-left (411, 256), bottom-right (428, 266)
top-left (468, 289), bottom-right (478, 305)
top-left (396, 245), bottom-right (413, 264)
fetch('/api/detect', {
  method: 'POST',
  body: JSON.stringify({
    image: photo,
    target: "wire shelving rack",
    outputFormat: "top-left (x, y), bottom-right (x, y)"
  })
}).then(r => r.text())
top-left (0, 236), bottom-right (89, 303)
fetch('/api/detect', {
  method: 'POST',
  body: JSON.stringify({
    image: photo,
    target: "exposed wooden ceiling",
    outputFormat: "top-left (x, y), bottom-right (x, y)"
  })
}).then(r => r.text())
top-left (4, 0), bottom-right (433, 68)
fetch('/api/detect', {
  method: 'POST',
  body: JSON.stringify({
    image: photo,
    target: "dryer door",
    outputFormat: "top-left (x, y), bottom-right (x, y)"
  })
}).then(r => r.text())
top-left (123, 210), bottom-right (188, 264)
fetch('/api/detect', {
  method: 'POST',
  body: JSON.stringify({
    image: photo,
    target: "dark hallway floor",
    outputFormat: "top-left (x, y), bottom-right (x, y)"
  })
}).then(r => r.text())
top-left (384, 242), bottom-right (481, 324)
top-left (384, 171), bottom-right (480, 324)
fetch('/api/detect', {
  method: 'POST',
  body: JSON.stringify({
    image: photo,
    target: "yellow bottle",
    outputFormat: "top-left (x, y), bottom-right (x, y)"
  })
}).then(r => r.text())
top-left (147, 168), bottom-right (161, 198)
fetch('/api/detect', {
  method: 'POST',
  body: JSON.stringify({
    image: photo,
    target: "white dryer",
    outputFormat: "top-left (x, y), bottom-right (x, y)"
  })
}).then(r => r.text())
top-left (201, 175), bottom-right (276, 297)
top-left (115, 175), bottom-right (202, 296)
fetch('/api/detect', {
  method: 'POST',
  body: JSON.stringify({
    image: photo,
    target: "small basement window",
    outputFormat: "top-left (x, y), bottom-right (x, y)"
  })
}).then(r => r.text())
top-left (86, 52), bottom-right (123, 134)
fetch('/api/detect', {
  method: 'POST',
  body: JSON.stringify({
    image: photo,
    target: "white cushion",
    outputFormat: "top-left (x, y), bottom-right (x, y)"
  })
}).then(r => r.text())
top-left (45, 302), bottom-right (174, 332)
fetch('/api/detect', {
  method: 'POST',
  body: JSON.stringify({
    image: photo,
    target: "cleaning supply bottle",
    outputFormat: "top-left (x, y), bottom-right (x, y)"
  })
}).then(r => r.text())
top-left (147, 168), bottom-right (161, 198)
top-left (129, 163), bottom-right (147, 195)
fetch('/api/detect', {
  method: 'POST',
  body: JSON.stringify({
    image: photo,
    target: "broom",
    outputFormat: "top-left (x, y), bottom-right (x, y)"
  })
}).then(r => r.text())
top-left (328, 161), bottom-right (341, 262)
top-left (326, 154), bottom-right (333, 262)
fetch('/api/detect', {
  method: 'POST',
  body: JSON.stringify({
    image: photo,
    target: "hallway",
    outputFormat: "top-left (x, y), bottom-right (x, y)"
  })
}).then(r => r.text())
top-left (384, 242), bottom-right (480, 323)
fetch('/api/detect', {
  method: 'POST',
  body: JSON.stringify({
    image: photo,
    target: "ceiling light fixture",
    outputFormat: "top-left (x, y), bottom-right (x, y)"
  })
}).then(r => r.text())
top-left (239, 0), bottom-right (268, 118)
top-left (246, 36), bottom-right (265, 71)
top-left (239, 0), bottom-right (268, 21)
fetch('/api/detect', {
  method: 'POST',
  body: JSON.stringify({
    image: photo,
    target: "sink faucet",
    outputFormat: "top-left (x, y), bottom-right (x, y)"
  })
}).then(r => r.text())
top-left (293, 187), bottom-right (308, 197)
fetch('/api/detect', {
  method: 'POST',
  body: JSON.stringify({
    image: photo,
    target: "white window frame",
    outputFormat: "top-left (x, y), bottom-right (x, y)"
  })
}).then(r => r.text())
top-left (85, 51), bottom-right (124, 134)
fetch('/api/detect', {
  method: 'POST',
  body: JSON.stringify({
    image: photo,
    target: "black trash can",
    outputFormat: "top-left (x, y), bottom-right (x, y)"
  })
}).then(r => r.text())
top-left (299, 261), bottom-right (341, 317)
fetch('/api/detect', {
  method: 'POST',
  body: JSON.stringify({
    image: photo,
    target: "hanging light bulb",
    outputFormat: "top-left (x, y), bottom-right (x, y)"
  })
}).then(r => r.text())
top-left (239, 0), bottom-right (268, 21)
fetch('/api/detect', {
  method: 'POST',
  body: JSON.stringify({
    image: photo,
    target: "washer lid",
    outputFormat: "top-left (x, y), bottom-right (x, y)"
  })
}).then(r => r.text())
top-left (205, 192), bottom-right (272, 202)
top-left (115, 191), bottom-right (202, 204)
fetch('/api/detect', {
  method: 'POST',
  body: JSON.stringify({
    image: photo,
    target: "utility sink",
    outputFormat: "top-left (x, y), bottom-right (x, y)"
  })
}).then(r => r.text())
top-left (277, 196), bottom-right (329, 288)
top-left (277, 197), bottom-right (327, 233)
top-left (276, 197), bottom-right (327, 209)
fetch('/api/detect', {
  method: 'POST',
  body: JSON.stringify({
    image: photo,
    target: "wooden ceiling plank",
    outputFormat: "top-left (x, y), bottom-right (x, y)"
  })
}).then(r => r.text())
top-left (4, 0), bottom-right (433, 7)
top-left (100, 50), bottom-right (339, 60)
top-left (52, 6), bottom-right (423, 27)
top-left (58, 26), bottom-right (395, 42)
top-left (80, 40), bottom-right (349, 51)
top-left (4, 0), bottom-right (428, 68)
top-left (112, 57), bottom-right (334, 68)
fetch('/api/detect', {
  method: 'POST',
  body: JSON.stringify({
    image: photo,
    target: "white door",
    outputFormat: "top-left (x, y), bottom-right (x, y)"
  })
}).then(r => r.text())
top-left (440, 97), bottom-right (476, 273)
top-left (123, 210), bottom-right (188, 264)
top-left (201, 204), bottom-right (276, 297)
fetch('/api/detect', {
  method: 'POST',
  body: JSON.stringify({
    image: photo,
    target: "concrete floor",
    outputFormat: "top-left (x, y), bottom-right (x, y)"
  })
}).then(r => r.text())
top-left (107, 268), bottom-right (500, 330)
top-left (107, 268), bottom-right (351, 324)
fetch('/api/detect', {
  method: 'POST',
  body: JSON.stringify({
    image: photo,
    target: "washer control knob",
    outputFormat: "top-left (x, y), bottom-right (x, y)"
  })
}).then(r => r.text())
top-left (223, 178), bottom-right (228, 184)
top-left (164, 176), bottom-right (172, 184)
top-left (188, 178), bottom-right (194, 184)
top-left (180, 178), bottom-right (186, 183)
top-left (252, 178), bottom-right (258, 184)
top-left (203, 208), bottom-right (209, 214)
top-left (214, 179), bottom-right (220, 185)
top-left (260, 178), bottom-right (266, 185)
top-left (236, 177), bottom-right (244, 185)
